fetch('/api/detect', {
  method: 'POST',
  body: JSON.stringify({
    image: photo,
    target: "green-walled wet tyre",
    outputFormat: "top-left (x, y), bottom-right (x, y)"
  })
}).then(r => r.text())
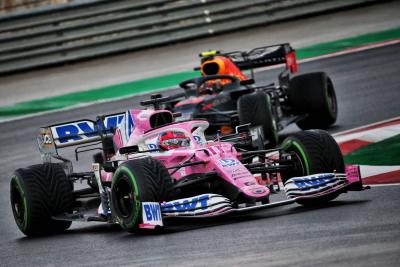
top-left (111, 157), bottom-right (173, 233)
top-left (281, 130), bottom-right (344, 206)
top-left (10, 163), bottom-right (74, 236)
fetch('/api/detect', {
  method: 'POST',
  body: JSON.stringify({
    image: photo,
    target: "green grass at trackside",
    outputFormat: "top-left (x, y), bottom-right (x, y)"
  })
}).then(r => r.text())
top-left (344, 134), bottom-right (400, 166)
top-left (1, 27), bottom-right (400, 119)
top-left (0, 71), bottom-right (199, 117)
top-left (296, 27), bottom-right (400, 58)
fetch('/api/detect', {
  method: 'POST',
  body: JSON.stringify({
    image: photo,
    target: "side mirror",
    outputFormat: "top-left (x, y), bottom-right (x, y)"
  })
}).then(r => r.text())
top-left (235, 123), bottom-right (251, 134)
top-left (103, 161), bottom-right (118, 172)
top-left (119, 145), bottom-right (139, 155)
top-left (173, 112), bottom-right (182, 118)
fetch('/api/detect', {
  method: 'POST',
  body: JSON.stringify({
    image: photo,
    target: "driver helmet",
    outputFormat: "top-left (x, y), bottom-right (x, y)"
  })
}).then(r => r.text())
top-left (198, 79), bottom-right (223, 95)
top-left (159, 131), bottom-right (191, 150)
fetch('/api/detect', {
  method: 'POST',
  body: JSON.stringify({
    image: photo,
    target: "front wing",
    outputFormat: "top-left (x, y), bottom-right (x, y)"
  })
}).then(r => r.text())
top-left (140, 165), bottom-right (367, 227)
top-left (54, 166), bottom-right (368, 228)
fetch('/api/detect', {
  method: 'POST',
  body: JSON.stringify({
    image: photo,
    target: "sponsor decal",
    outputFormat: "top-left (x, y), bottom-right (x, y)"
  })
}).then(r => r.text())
top-left (252, 188), bottom-right (266, 194)
top-left (52, 121), bottom-right (94, 144)
top-left (37, 127), bottom-right (57, 156)
top-left (142, 202), bottom-right (163, 226)
top-left (42, 134), bottom-right (52, 144)
top-left (219, 159), bottom-right (240, 168)
top-left (193, 135), bottom-right (202, 144)
top-left (101, 113), bottom-right (126, 131)
top-left (284, 174), bottom-right (346, 198)
top-left (51, 114), bottom-right (126, 145)
top-left (147, 144), bottom-right (158, 150)
top-left (122, 111), bottom-right (135, 142)
top-left (92, 163), bottom-right (100, 172)
top-left (161, 195), bottom-right (209, 213)
top-left (38, 128), bottom-right (54, 146)
top-left (231, 169), bottom-right (250, 180)
top-left (291, 174), bottom-right (336, 190)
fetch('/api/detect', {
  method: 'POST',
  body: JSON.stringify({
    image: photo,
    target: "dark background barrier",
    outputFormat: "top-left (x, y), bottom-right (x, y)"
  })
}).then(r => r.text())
top-left (0, 0), bottom-right (387, 74)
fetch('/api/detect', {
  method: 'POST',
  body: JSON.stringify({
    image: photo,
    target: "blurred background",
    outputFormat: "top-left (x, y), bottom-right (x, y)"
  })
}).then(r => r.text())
top-left (0, 0), bottom-right (395, 76)
top-left (1, 0), bottom-right (399, 111)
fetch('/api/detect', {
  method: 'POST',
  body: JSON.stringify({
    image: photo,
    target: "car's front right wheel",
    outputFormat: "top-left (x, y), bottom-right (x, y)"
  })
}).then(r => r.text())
top-left (281, 130), bottom-right (344, 206)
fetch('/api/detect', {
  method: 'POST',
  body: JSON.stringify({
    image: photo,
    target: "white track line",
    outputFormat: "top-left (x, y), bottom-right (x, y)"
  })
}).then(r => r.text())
top-left (367, 183), bottom-right (400, 187)
top-left (295, 39), bottom-right (400, 64)
top-left (332, 116), bottom-right (400, 137)
top-left (254, 39), bottom-right (400, 74)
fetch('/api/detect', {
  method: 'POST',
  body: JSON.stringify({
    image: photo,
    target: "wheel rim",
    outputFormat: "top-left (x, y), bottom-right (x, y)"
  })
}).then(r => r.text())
top-left (326, 80), bottom-right (337, 116)
top-left (271, 116), bottom-right (278, 140)
top-left (292, 151), bottom-right (307, 176)
top-left (114, 177), bottom-right (135, 218)
top-left (11, 180), bottom-right (25, 226)
top-left (281, 142), bottom-right (308, 183)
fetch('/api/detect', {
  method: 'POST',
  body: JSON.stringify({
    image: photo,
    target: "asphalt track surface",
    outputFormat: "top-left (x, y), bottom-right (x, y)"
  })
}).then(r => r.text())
top-left (0, 44), bottom-right (400, 266)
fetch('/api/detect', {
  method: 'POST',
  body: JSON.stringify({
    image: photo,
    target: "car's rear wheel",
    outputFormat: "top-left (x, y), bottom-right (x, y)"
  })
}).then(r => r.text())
top-left (10, 163), bottom-right (74, 236)
top-left (111, 157), bottom-right (173, 233)
top-left (281, 130), bottom-right (344, 205)
top-left (238, 92), bottom-right (278, 146)
top-left (288, 72), bottom-right (337, 129)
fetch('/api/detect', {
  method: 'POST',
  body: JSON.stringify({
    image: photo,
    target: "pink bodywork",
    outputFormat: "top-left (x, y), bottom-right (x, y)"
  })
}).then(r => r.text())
top-left (345, 165), bottom-right (363, 185)
top-left (104, 109), bottom-right (269, 199)
top-left (103, 109), bottom-right (364, 201)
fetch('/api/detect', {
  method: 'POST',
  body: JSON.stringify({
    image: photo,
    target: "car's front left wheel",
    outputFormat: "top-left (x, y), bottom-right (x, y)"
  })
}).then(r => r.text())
top-left (111, 157), bottom-right (173, 233)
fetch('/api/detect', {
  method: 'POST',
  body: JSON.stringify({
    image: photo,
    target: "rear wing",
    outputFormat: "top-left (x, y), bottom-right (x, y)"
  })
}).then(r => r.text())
top-left (200, 43), bottom-right (298, 74)
top-left (37, 112), bottom-right (125, 157)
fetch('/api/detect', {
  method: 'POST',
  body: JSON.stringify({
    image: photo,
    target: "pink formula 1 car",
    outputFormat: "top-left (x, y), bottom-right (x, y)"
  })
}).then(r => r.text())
top-left (10, 108), bottom-right (368, 236)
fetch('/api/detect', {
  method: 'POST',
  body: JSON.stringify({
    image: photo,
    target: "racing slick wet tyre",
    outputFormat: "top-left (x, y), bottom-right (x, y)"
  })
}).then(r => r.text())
top-left (10, 163), bottom-right (74, 236)
top-left (288, 72), bottom-right (337, 130)
top-left (238, 92), bottom-right (278, 146)
top-left (111, 157), bottom-right (173, 233)
top-left (281, 130), bottom-right (344, 206)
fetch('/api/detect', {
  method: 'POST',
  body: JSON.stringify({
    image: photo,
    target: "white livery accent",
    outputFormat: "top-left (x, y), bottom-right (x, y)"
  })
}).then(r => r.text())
top-left (45, 113), bottom-right (125, 148)
top-left (142, 202), bottom-right (163, 226)
top-left (284, 173), bottom-right (347, 198)
top-left (161, 194), bottom-right (232, 217)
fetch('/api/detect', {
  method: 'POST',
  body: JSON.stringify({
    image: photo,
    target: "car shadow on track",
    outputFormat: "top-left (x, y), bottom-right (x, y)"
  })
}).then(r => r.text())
top-left (15, 199), bottom-right (370, 241)
top-left (15, 223), bottom-right (123, 242)
top-left (278, 124), bottom-right (342, 141)
top-left (143, 199), bottom-right (371, 236)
